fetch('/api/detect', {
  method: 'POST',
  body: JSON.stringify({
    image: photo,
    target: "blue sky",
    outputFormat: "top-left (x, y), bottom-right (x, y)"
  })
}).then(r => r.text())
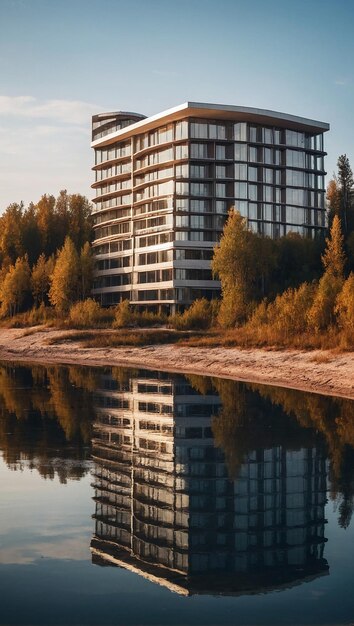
top-left (0, 0), bottom-right (353, 210)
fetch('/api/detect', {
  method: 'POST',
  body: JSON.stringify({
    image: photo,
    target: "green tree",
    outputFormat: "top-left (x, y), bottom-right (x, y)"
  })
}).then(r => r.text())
top-left (0, 255), bottom-right (31, 317)
top-left (49, 237), bottom-right (79, 314)
top-left (337, 154), bottom-right (354, 235)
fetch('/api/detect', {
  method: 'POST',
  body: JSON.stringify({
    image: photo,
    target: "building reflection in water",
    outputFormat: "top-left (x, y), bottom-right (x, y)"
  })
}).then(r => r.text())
top-left (90, 370), bottom-right (328, 595)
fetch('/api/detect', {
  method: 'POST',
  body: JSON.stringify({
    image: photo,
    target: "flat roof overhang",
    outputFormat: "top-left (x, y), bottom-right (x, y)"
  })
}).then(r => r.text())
top-left (91, 102), bottom-right (330, 148)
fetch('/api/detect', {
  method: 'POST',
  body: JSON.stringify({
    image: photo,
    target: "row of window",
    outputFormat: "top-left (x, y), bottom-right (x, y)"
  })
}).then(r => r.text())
top-left (93, 240), bottom-right (132, 255)
top-left (93, 273), bottom-right (132, 289)
top-left (93, 207), bottom-right (131, 225)
top-left (138, 269), bottom-right (173, 284)
top-left (193, 121), bottom-right (324, 151)
top-left (175, 214), bottom-right (225, 229)
top-left (134, 199), bottom-right (172, 216)
top-left (93, 193), bottom-right (132, 212)
top-left (95, 161), bottom-right (131, 182)
top-left (132, 288), bottom-right (175, 301)
top-left (135, 180), bottom-right (174, 202)
top-left (135, 146), bottom-right (174, 170)
top-left (138, 232), bottom-right (174, 248)
top-left (176, 199), bottom-right (232, 213)
top-left (94, 248), bottom-right (213, 266)
top-left (94, 268), bottom-right (215, 285)
top-left (92, 116), bottom-right (137, 141)
top-left (135, 121), bottom-right (188, 152)
top-left (134, 165), bottom-right (174, 187)
top-left (248, 221), bottom-right (322, 238)
top-left (94, 208), bottom-right (325, 244)
top-left (235, 183), bottom-right (325, 207)
top-left (95, 142), bottom-right (131, 165)
top-left (237, 203), bottom-right (326, 226)
top-left (95, 178), bottom-right (131, 197)
top-left (94, 142), bottom-right (325, 181)
top-left (95, 256), bottom-right (131, 271)
top-left (136, 269), bottom-right (213, 283)
top-left (95, 163), bottom-right (325, 195)
top-left (94, 222), bottom-right (131, 240)
top-left (134, 215), bottom-right (172, 232)
top-left (138, 250), bottom-right (172, 265)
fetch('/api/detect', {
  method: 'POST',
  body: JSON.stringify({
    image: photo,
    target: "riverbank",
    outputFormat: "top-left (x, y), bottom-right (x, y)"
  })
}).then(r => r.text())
top-left (0, 326), bottom-right (353, 399)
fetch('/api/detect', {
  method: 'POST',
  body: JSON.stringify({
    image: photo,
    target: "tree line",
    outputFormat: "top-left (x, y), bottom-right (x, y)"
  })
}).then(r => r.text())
top-left (0, 190), bottom-right (93, 318)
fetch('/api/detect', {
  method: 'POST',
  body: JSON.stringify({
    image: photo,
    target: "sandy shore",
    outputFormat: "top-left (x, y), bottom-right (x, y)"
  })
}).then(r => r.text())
top-left (0, 326), bottom-right (353, 400)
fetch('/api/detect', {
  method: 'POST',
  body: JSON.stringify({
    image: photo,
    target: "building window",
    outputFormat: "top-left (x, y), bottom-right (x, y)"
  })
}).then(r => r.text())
top-left (234, 123), bottom-right (247, 141)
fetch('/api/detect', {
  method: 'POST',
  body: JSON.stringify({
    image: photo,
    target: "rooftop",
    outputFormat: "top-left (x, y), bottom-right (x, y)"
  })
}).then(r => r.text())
top-left (91, 101), bottom-right (330, 148)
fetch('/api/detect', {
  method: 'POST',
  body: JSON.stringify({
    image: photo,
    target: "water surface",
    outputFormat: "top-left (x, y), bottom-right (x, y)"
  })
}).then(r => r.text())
top-left (0, 362), bottom-right (354, 625)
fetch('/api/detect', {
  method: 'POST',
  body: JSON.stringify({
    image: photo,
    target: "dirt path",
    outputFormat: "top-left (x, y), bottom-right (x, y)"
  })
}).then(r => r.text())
top-left (0, 327), bottom-right (353, 399)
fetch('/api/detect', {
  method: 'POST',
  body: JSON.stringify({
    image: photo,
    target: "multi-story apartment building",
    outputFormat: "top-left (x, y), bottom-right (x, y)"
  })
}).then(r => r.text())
top-left (90, 369), bottom-right (328, 596)
top-left (91, 102), bottom-right (329, 311)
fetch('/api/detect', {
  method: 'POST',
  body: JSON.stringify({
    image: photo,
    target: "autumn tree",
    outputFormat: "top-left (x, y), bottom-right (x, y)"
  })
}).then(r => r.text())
top-left (68, 194), bottom-right (93, 250)
top-left (49, 237), bottom-right (79, 315)
top-left (308, 216), bottom-right (346, 331)
top-left (35, 194), bottom-right (56, 256)
top-left (327, 177), bottom-right (341, 227)
top-left (21, 203), bottom-right (42, 265)
top-left (335, 273), bottom-right (354, 347)
top-left (0, 203), bottom-right (24, 263)
top-left (31, 254), bottom-right (55, 306)
top-left (0, 256), bottom-right (31, 317)
top-left (79, 242), bottom-right (93, 300)
top-left (212, 210), bottom-right (272, 327)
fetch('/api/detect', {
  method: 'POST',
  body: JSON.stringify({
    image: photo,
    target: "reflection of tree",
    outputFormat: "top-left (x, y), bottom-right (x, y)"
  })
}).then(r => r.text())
top-left (0, 363), bottom-right (97, 482)
top-left (211, 378), bottom-right (320, 478)
top-left (187, 373), bottom-right (354, 529)
top-left (247, 384), bottom-right (354, 528)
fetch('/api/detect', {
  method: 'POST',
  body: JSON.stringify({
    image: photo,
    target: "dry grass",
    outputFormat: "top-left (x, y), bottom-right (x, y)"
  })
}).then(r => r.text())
top-left (310, 352), bottom-right (333, 364)
top-left (178, 326), bottom-right (350, 352)
top-left (46, 329), bottom-right (203, 348)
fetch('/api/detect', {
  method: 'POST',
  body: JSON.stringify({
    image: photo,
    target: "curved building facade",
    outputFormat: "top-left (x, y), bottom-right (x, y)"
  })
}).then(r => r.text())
top-left (91, 102), bottom-right (329, 310)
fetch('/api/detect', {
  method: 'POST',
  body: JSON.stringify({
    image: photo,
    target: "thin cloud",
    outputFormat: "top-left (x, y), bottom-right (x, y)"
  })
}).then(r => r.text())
top-left (0, 95), bottom-right (100, 125)
top-left (334, 78), bottom-right (350, 86)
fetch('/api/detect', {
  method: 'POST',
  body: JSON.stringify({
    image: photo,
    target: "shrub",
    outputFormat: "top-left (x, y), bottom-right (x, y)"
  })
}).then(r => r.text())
top-left (171, 298), bottom-right (217, 331)
top-left (307, 273), bottom-right (344, 332)
top-left (69, 299), bottom-right (102, 328)
top-left (246, 282), bottom-right (316, 344)
top-left (133, 310), bottom-right (167, 327)
top-left (113, 299), bottom-right (132, 328)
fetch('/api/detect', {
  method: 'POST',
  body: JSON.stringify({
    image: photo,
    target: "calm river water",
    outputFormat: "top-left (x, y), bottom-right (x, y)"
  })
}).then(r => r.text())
top-left (0, 362), bottom-right (354, 626)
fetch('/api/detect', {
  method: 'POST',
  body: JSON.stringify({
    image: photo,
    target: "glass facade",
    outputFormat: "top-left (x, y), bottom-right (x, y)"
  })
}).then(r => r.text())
top-left (91, 105), bottom-right (329, 309)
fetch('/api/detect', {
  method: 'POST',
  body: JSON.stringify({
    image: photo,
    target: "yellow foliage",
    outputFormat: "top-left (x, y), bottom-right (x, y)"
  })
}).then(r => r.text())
top-left (69, 298), bottom-right (103, 328)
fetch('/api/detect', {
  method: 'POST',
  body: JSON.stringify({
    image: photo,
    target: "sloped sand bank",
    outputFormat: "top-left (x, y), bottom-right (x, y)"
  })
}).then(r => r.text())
top-left (0, 327), bottom-right (353, 399)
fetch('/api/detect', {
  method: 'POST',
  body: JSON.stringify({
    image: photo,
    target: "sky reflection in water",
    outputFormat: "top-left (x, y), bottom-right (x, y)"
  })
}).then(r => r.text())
top-left (0, 362), bottom-right (354, 625)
